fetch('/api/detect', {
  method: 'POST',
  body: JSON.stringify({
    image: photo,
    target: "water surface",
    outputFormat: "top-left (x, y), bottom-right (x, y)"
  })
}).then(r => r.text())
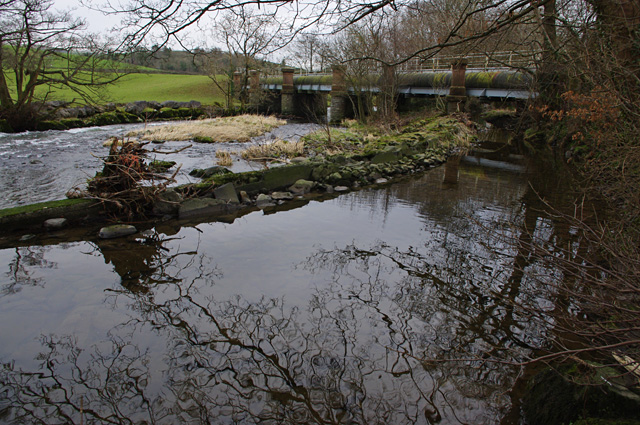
top-left (0, 149), bottom-right (583, 424)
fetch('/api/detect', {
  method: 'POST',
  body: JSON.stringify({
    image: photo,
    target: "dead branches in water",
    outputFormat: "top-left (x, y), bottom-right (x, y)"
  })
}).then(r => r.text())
top-left (69, 140), bottom-right (181, 217)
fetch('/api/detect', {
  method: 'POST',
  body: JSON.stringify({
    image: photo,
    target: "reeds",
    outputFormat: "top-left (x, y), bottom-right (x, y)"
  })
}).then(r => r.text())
top-left (240, 140), bottom-right (304, 161)
top-left (216, 150), bottom-right (233, 166)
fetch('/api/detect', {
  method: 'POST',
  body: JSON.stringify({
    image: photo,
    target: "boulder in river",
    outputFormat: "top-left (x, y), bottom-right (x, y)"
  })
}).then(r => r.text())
top-left (213, 183), bottom-right (240, 204)
top-left (44, 218), bottom-right (68, 230)
top-left (271, 191), bottom-right (293, 200)
top-left (289, 179), bottom-right (314, 195)
top-left (99, 224), bottom-right (137, 239)
top-left (189, 166), bottom-right (232, 178)
top-left (179, 198), bottom-right (227, 219)
top-left (256, 194), bottom-right (274, 209)
top-left (152, 189), bottom-right (183, 216)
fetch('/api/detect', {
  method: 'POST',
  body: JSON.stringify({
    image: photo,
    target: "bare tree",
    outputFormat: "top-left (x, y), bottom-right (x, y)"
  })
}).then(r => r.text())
top-left (213, 7), bottom-right (287, 110)
top-left (0, 0), bottom-right (128, 131)
top-left (289, 32), bottom-right (325, 72)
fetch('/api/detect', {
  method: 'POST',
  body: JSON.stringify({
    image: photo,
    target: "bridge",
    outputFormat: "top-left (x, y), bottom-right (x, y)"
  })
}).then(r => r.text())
top-left (239, 57), bottom-right (536, 122)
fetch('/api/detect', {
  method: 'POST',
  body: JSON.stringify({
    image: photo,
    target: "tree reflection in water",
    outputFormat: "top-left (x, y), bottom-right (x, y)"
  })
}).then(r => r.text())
top-left (0, 160), bottom-right (583, 424)
top-left (2, 246), bottom-right (57, 296)
top-left (0, 236), bottom-right (549, 424)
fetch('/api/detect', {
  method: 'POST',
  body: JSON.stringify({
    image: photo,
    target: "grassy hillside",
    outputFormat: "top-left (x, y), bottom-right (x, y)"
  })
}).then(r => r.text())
top-left (17, 72), bottom-right (227, 105)
top-left (104, 73), bottom-right (225, 104)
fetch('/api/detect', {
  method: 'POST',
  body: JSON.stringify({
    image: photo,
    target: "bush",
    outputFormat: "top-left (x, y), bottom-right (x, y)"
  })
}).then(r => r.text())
top-left (0, 119), bottom-right (13, 133)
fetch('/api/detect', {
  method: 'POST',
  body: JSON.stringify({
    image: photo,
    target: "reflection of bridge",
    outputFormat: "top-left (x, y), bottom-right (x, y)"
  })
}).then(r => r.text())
top-left (243, 60), bottom-right (536, 122)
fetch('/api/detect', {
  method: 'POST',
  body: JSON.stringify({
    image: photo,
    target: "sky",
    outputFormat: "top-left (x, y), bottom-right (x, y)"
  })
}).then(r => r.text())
top-left (53, 0), bottom-right (124, 34)
top-left (52, 0), bottom-right (233, 51)
top-left (49, 0), bottom-right (314, 62)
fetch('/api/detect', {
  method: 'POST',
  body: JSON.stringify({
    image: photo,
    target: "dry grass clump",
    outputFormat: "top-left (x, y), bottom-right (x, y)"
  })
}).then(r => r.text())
top-left (240, 140), bottom-right (304, 161)
top-left (127, 114), bottom-right (286, 143)
top-left (103, 136), bottom-right (140, 147)
top-left (451, 120), bottom-right (475, 149)
top-left (216, 150), bottom-right (233, 166)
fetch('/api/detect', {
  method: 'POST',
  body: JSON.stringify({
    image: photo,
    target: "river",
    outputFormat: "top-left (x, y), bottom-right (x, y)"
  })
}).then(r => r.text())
top-left (0, 126), bottom-right (580, 424)
top-left (0, 121), bottom-right (320, 209)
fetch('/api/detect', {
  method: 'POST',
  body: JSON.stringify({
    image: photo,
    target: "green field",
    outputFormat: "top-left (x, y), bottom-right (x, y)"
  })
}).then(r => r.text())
top-left (4, 46), bottom-right (228, 105)
top-left (6, 72), bottom-right (226, 105)
top-left (103, 73), bottom-right (225, 104)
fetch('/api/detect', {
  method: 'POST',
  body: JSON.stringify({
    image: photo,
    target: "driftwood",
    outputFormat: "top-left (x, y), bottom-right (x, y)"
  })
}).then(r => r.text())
top-left (70, 140), bottom-right (182, 217)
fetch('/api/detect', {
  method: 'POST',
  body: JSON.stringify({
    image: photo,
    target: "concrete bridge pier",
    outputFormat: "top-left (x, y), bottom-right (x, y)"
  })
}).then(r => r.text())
top-left (330, 65), bottom-right (347, 124)
top-left (281, 68), bottom-right (295, 115)
top-left (447, 60), bottom-right (467, 114)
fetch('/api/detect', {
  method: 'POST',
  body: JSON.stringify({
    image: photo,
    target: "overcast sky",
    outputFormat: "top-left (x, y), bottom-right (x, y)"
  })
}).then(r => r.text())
top-left (54, 0), bottom-right (122, 34)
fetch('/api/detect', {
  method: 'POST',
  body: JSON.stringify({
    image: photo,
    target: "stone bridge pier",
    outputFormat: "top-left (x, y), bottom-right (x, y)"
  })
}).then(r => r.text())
top-left (281, 68), bottom-right (295, 115)
top-left (330, 65), bottom-right (348, 124)
top-left (256, 57), bottom-right (533, 119)
top-left (446, 59), bottom-right (467, 113)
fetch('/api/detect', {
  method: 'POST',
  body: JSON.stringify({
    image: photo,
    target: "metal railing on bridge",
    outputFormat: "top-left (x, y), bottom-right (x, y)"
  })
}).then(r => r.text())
top-left (396, 51), bottom-right (540, 73)
top-left (261, 50), bottom-right (539, 77)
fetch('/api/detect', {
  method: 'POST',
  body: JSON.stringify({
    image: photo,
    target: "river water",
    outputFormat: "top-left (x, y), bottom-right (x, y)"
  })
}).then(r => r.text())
top-left (0, 126), bottom-right (580, 424)
top-left (0, 122), bottom-right (320, 209)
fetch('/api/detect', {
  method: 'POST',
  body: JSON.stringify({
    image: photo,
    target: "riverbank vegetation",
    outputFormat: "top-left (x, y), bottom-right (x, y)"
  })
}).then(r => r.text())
top-left (127, 114), bottom-right (286, 143)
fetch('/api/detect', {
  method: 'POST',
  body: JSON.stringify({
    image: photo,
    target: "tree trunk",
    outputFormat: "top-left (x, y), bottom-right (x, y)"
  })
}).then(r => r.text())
top-left (537, 0), bottom-right (566, 105)
top-left (590, 0), bottom-right (640, 68)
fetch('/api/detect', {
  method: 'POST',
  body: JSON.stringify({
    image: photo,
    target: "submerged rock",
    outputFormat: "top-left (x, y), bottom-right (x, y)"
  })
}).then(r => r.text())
top-left (99, 224), bottom-right (137, 239)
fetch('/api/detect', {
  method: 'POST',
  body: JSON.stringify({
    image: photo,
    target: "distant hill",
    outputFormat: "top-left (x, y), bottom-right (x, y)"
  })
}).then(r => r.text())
top-left (124, 47), bottom-right (281, 75)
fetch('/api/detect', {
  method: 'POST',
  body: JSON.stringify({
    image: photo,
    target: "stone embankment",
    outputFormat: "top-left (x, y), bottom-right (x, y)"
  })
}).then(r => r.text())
top-left (165, 145), bottom-right (449, 221)
top-left (0, 100), bottom-right (206, 133)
